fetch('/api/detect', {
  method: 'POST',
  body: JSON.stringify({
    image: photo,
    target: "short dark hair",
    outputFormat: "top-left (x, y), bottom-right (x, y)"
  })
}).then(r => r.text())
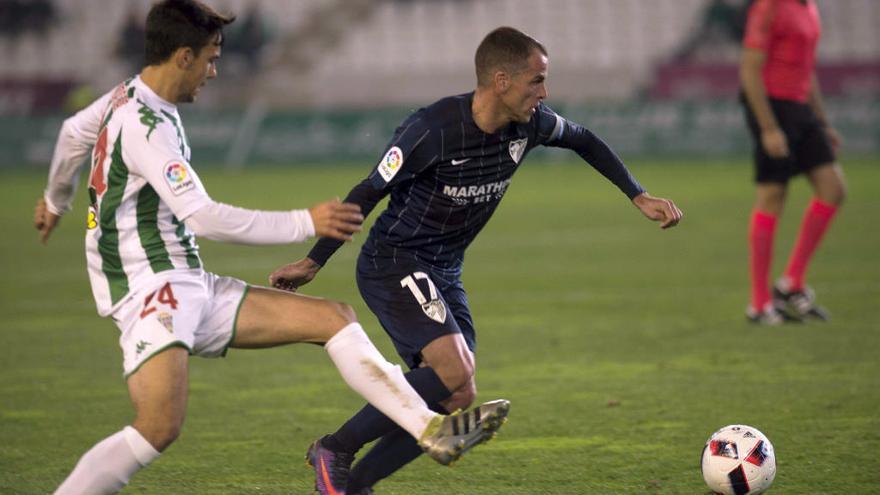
top-left (474, 27), bottom-right (547, 87)
top-left (144, 0), bottom-right (235, 66)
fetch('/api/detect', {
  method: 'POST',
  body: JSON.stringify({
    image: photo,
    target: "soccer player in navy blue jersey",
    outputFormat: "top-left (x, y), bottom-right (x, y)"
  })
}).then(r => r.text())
top-left (271, 26), bottom-right (682, 494)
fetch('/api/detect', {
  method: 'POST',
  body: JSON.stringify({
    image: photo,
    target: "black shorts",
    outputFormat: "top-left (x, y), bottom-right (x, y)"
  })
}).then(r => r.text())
top-left (741, 94), bottom-right (835, 184)
top-left (356, 253), bottom-right (476, 370)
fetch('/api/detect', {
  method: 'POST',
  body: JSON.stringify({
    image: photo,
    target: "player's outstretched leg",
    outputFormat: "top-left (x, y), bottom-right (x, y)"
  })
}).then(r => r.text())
top-left (417, 399), bottom-right (510, 465)
top-left (54, 347), bottom-right (186, 494)
top-left (305, 400), bottom-right (509, 493)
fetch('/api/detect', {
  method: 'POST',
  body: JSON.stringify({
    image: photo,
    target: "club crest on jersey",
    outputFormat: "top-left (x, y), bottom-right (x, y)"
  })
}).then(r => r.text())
top-left (164, 161), bottom-right (195, 196)
top-left (509, 138), bottom-right (527, 163)
top-left (157, 312), bottom-right (173, 333)
top-left (378, 146), bottom-right (403, 182)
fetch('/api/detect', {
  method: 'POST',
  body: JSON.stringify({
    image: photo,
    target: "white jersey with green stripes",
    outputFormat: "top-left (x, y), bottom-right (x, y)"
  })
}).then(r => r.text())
top-left (85, 77), bottom-right (210, 316)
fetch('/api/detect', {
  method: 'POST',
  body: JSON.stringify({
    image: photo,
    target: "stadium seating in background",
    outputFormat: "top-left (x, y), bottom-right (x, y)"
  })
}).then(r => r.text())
top-left (1, 0), bottom-right (877, 166)
top-left (0, 0), bottom-right (877, 110)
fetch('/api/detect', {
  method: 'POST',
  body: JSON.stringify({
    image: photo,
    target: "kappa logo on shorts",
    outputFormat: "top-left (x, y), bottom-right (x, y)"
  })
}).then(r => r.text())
top-left (163, 160), bottom-right (195, 196)
top-left (400, 272), bottom-right (447, 324)
top-left (378, 146), bottom-right (404, 183)
top-left (135, 340), bottom-right (151, 356)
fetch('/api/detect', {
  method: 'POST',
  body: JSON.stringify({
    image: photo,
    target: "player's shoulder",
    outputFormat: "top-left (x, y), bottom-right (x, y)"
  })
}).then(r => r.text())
top-left (423, 93), bottom-right (470, 116)
top-left (523, 101), bottom-right (575, 145)
top-left (413, 92), bottom-right (472, 131)
top-left (529, 101), bottom-right (563, 132)
top-left (534, 101), bottom-right (560, 121)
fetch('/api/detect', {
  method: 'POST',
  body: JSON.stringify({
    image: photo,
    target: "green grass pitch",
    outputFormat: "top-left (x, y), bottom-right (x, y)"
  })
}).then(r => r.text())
top-left (1, 158), bottom-right (878, 494)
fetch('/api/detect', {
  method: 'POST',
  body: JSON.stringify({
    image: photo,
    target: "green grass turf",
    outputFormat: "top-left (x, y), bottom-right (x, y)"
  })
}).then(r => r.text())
top-left (1, 158), bottom-right (878, 494)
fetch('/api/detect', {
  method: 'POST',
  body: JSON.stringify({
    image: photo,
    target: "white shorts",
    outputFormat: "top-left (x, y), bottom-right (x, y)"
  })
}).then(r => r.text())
top-left (112, 271), bottom-right (249, 378)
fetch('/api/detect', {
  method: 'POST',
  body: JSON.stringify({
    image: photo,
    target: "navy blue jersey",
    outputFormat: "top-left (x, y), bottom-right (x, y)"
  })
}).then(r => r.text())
top-left (309, 92), bottom-right (644, 269)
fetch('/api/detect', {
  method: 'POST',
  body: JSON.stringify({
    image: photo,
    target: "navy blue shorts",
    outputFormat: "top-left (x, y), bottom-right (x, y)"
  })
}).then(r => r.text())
top-left (356, 253), bottom-right (475, 370)
top-left (741, 94), bottom-right (836, 184)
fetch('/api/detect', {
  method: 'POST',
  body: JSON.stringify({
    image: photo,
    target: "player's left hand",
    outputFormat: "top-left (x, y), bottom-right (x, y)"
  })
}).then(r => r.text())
top-left (632, 192), bottom-right (683, 229)
top-left (34, 197), bottom-right (61, 244)
top-left (270, 257), bottom-right (321, 292)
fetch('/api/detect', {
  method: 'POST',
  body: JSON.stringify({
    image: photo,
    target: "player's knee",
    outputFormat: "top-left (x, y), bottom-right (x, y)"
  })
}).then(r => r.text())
top-left (812, 163), bottom-right (847, 206)
top-left (324, 300), bottom-right (358, 328)
top-left (336, 301), bottom-right (357, 323)
top-left (815, 183), bottom-right (845, 207)
top-left (756, 190), bottom-right (785, 214)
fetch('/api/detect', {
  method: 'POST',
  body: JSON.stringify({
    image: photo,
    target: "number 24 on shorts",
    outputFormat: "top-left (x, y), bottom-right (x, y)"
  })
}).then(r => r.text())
top-left (140, 282), bottom-right (179, 319)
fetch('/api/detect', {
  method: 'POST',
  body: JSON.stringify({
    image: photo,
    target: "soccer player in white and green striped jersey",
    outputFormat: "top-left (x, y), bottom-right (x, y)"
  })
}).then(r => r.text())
top-left (33, 1), bottom-right (508, 493)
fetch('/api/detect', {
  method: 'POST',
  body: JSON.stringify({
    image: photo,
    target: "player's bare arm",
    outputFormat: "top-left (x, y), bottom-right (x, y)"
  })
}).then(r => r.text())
top-left (33, 197), bottom-right (61, 244)
top-left (808, 73), bottom-right (843, 152)
top-left (632, 192), bottom-right (683, 229)
top-left (740, 48), bottom-right (789, 159)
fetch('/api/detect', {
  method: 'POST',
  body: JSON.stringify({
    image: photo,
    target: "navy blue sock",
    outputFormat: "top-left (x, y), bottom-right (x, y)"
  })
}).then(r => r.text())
top-left (324, 366), bottom-right (451, 454)
top-left (346, 425), bottom-right (426, 492)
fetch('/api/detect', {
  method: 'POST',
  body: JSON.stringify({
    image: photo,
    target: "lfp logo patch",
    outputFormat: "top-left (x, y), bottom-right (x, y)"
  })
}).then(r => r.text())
top-left (164, 161), bottom-right (195, 195)
top-left (378, 146), bottom-right (403, 182)
top-left (165, 163), bottom-right (187, 182)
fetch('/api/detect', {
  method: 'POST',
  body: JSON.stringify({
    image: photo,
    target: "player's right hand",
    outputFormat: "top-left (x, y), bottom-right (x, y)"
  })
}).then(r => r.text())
top-left (270, 257), bottom-right (320, 292)
top-left (632, 192), bottom-right (683, 229)
top-left (308, 198), bottom-right (364, 241)
top-left (34, 197), bottom-right (60, 244)
top-left (761, 127), bottom-right (789, 159)
top-left (823, 125), bottom-right (843, 154)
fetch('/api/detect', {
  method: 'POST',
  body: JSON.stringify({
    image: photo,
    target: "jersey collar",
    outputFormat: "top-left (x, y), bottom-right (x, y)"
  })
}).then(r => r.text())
top-left (133, 75), bottom-right (178, 113)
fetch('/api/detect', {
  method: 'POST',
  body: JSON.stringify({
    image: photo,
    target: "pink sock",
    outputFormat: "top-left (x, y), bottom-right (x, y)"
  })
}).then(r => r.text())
top-left (749, 210), bottom-right (778, 310)
top-left (783, 198), bottom-right (838, 290)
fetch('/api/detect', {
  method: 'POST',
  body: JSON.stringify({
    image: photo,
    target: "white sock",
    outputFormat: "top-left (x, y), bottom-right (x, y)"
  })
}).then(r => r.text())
top-left (54, 426), bottom-right (160, 495)
top-left (324, 323), bottom-right (438, 440)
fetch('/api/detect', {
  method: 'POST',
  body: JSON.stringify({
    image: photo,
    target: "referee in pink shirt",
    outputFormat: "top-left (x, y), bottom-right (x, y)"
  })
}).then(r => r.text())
top-left (739, 0), bottom-right (846, 324)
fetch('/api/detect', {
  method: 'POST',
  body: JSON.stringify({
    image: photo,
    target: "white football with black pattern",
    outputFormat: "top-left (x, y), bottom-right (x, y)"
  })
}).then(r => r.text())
top-left (701, 425), bottom-right (776, 495)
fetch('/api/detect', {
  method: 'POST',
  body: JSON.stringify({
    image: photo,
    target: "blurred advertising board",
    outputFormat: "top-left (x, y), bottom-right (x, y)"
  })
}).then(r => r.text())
top-left (3, 99), bottom-right (877, 168)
